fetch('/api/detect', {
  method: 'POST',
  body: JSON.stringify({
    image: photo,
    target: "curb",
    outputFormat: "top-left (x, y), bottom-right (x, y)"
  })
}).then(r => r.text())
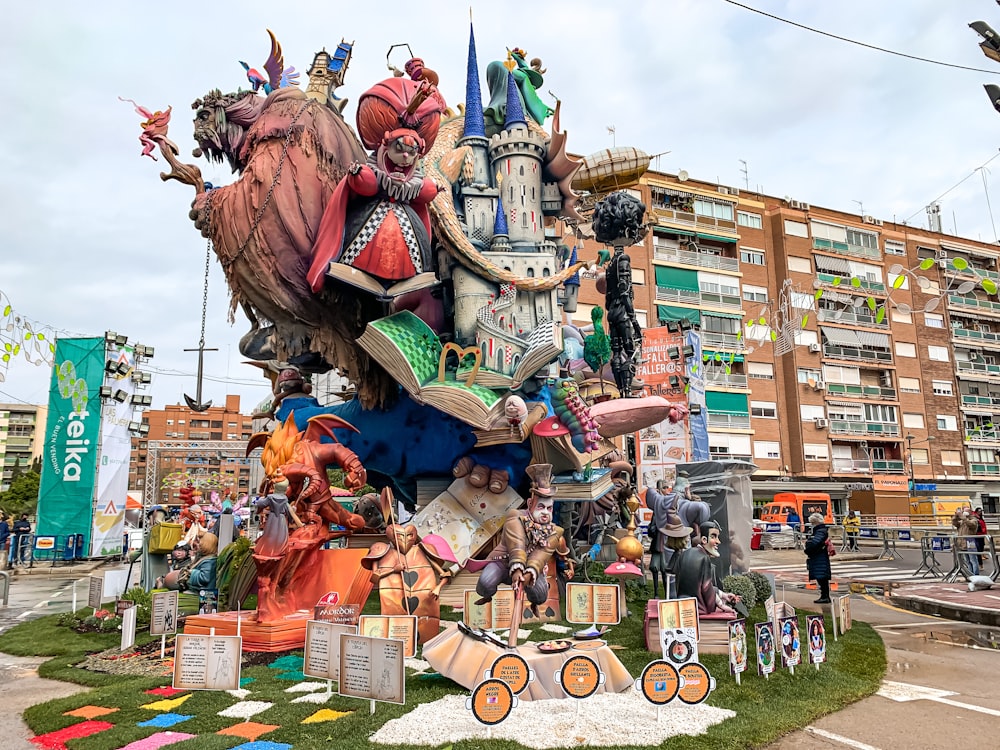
top-left (889, 592), bottom-right (1000, 627)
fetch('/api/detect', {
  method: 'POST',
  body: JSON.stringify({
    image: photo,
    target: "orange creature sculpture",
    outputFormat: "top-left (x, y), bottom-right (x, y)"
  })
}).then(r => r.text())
top-left (247, 413), bottom-right (368, 621)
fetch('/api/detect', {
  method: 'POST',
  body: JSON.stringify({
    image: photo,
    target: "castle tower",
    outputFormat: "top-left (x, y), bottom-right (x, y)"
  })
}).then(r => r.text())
top-left (491, 193), bottom-right (511, 252)
top-left (488, 70), bottom-right (546, 251)
top-left (305, 49), bottom-right (334, 104)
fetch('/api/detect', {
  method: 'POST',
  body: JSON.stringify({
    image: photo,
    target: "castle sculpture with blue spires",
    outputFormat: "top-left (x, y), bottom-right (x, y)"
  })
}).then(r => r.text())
top-left (450, 28), bottom-right (572, 377)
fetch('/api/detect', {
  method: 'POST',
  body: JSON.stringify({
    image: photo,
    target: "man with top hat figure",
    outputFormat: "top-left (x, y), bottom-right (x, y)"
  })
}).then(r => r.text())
top-left (475, 464), bottom-right (573, 615)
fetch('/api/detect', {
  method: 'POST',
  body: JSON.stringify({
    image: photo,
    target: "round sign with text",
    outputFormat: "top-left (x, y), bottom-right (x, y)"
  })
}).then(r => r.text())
top-left (677, 662), bottom-right (714, 705)
top-left (470, 678), bottom-right (515, 725)
top-left (638, 660), bottom-right (681, 705)
top-left (490, 653), bottom-right (531, 695)
top-left (558, 654), bottom-right (602, 699)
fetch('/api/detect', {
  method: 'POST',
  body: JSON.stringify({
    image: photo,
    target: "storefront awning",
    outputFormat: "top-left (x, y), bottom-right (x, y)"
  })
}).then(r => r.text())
top-left (654, 266), bottom-right (700, 291)
top-left (856, 330), bottom-right (891, 349)
top-left (656, 304), bottom-right (701, 325)
top-left (820, 326), bottom-right (861, 346)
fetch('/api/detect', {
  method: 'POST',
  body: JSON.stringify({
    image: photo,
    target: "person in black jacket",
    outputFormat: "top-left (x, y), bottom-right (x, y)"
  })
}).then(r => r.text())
top-left (804, 512), bottom-right (832, 603)
top-left (10, 514), bottom-right (31, 566)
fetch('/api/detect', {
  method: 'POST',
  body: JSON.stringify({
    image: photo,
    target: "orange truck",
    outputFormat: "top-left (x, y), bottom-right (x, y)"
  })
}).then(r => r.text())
top-left (759, 492), bottom-right (835, 526)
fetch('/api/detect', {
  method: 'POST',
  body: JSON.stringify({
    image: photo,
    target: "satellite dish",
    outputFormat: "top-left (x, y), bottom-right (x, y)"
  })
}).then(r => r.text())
top-left (678, 170), bottom-right (689, 181)
top-left (807, 378), bottom-right (817, 388)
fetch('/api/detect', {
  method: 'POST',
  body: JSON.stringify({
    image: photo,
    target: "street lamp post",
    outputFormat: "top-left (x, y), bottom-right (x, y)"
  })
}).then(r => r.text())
top-left (905, 433), bottom-right (936, 496)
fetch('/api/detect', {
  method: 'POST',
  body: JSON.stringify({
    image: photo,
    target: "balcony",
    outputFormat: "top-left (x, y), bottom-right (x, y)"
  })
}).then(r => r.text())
top-left (822, 345), bottom-right (893, 364)
top-left (655, 286), bottom-right (743, 312)
top-left (948, 295), bottom-right (1000, 317)
top-left (700, 331), bottom-right (746, 351)
top-left (829, 419), bottom-right (901, 437)
top-left (706, 413), bottom-right (751, 430)
top-left (943, 261), bottom-right (1000, 281)
top-left (830, 458), bottom-right (906, 474)
top-left (709, 452), bottom-right (753, 463)
top-left (817, 307), bottom-right (888, 329)
top-left (956, 361), bottom-right (1000, 379)
top-left (816, 272), bottom-right (886, 295)
top-left (970, 463), bottom-right (1000, 476)
top-left (705, 371), bottom-right (749, 388)
top-left (825, 383), bottom-right (897, 401)
top-left (872, 460), bottom-right (907, 473)
top-left (961, 393), bottom-right (1000, 409)
top-left (651, 209), bottom-right (739, 236)
top-left (812, 237), bottom-right (881, 260)
top-left (965, 426), bottom-right (1000, 442)
top-left (653, 245), bottom-right (740, 273)
top-left (952, 327), bottom-right (1000, 348)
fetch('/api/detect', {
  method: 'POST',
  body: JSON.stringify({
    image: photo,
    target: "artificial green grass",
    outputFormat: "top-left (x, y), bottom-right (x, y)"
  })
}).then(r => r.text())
top-left (3, 595), bottom-right (885, 750)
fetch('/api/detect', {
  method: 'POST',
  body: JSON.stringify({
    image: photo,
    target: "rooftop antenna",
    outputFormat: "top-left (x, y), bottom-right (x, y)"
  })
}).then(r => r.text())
top-left (739, 159), bottom-right (749, 190)
top-left (853, 199), bottom-right (865, 217)
top-left (607, 125), bottom-right (616, 147)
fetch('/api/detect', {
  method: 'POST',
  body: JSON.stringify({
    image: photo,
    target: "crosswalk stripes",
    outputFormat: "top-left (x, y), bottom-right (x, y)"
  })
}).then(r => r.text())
top-left (753, 562), bottom-right (937, 584)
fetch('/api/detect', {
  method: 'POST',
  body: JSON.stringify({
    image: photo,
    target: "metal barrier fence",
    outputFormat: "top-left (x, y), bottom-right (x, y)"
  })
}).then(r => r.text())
top-left (942, 535), bottom-right (998, 583)
top-left (8, 534), bottom-right (86, 569)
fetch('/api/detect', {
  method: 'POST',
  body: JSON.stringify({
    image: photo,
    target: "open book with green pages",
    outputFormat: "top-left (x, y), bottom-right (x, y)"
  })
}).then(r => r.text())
top-left (357, 311), bottom-right (506, 430)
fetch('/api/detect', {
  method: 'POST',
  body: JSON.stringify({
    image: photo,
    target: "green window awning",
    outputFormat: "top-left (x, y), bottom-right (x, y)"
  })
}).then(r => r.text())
top-left (656, 305), bottom-right (701, 325)
top-left (696, 232), bottom-right (738, 244)
top-left (703, 350), bottom-right (745, 363)
top-left (654, 266), bottom-right (700, 291)
top-left (706, 391), bottom-right (749, 414)
top-left (653, 225), bottom-right (696, 237)
top-left (703, 311), bottom-right (743, 321)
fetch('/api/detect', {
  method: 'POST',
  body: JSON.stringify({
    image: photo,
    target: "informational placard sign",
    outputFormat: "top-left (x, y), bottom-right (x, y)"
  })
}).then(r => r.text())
top-left (486, 653), bottom-right (533, 695)
top-left (103, 569), bottom-right (129, 600)
top-left (779, 615), bottom-right (801, 670)
top-left (836, 594), bottom-right (852, 634)
top-left (87, 576), bottom-right (104, 609)
top-left (120, 605), bottom-right (137, 651)
top-left (755, 622), bottom-right (776, 677)
top-left (555, 654), bottom-right (604, 699)
top-left (116, 599), bottom-right (135, 617)
top-left (565, 583), bottom-right (621, 625)
top-left (467, 678), bottom-right (516, 725)
top-left (338, 634), bottom-right (405, 705)
top-left (216, 513), bottom-right (235, 551)
top-left (150, 591), bottom-right (179, 636)
top-left (806, 614), bottom-right (826, 667)
top-left (677, 663), bottom-right (715, 704)
top-left (728, 619), bottom-right (748, 680)
top-left (315, 591), bottom-right (361, 625)
top-left (657, 597), bottom-right (700, 641)
top-left (358, 615), bottom-right (418, 659)
top-left (463, 588), bottom-right (515, 630)
top-left (304, 621), bottom-right (357, 682)
top-left (172, 634), bottom-right (242, 691)
top-left (635, 660), bottom-right (680, 705)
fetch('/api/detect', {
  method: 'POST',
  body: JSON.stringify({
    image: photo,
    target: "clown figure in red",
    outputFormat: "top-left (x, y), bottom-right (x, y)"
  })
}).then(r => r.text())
top-left (308, 75), bottom-right (446, 293)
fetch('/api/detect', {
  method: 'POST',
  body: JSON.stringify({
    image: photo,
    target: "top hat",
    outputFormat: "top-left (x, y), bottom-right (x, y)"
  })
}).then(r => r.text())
top-left (524, 463), bottom-right (556, 498)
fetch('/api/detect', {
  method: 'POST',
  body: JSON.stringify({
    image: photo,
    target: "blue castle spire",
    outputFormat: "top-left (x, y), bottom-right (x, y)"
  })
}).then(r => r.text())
top-left (462, 23), bottom-right (486, 139)
top-left (504, 70), bottom-right (527, 129)
top-left (494, 193), bottom-right (509, 236)
top-left (566, 245), bottom-right (580, 286)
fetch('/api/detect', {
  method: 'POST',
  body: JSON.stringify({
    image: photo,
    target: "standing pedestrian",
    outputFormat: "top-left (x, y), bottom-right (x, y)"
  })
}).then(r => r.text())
top-left (0, 514), bottom-right (9, 569)
top-left (804, 512), bottom-right (832, 604)
top-left (843, 510), bottom-right (861, 552)
top-left (953, 509), bottom-right (980, 577)
top-left (11, 514), bottom-right (31, 566)
top-left (973, 508), bottom-right (988, 567)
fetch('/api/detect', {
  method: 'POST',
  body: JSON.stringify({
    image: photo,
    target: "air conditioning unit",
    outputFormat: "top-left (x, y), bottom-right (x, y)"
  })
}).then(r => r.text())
top-left (808, 342), bottom-right (822, 353)
top-left (862, 215), bottom-right (884, 227)
top-left (790, 199), bottom-right (810, 210)
top-left (938, 250), bottom-right (948, 259)
top-left (939, 259), bottom-right (948, 270)
top-left (815, 418), bottom-right (830, 428)
top-left (813, 380), bottom-right (826, 391)
top-left (718, 186), bottom-right (730, 195)
top-left (718, 186), bottom-right (740, 196)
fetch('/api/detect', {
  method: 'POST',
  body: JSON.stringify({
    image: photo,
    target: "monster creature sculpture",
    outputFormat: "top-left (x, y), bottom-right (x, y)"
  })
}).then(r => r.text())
top-left (674, 520), bottom-right (741, 616)
top-left (239, 30), bottom-right (300, 94)
top-left (362, 523), bottom-right (456, 643)
top-left (593, 191), bottom-right (648, 396)
top-left (247, 413), bottom-right (368, 621)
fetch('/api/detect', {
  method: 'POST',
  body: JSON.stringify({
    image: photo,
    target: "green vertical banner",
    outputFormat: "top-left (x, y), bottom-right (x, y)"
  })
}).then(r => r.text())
top-left (36, 337), bottom-right (105, 553)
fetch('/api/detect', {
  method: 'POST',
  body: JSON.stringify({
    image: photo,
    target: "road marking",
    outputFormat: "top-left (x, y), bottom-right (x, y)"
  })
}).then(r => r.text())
top-left (933, 696), bottom-right (1000, 717)
top-left (805, 726), bottom-right (882, 750)
top-left (984, 594), bottom-right (1000, 602)
top-left (861, 595), bottom-right (937, 617)
top-left (878, 680), bottom-right (1000, 716)
top-left (874, 622), bottom-right (945, 630)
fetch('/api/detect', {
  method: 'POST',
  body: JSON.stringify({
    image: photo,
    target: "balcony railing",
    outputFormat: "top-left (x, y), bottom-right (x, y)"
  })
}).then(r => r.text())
top-left (943, 262), bottom-right (1000, 281)
top-left (825, 383), bottom-right (897, 400)
top-left (817, 307), bottom-right (888, 329)
top-left (651, 209), bottom-right (739, 235)
top-left (830, 458), bottom-right (906, 474)
top-left (952, 327), bottom-right (1000, 346)
top-left (655, 286), bottom-right (743, 311)
top-left (970, 463), bottom-right (1000, 476)
top-left (700, 331), bottom-right (746, 351)
top-left (948, 295), bottom-right (1000, 316)
top-left (961, 393), bottom-right (1000, 409)
top-left (812, 237), bottom-right (881, 260)
top-left (816, 272), bottom-right (886, 294)
top-left (709, 452), bottom-right (753, 463)
top-left (653, 245), bottom-right (740, 272)
top-left (965, 426), bottom-right (1000, 442)
top-left (705, 371), bottom-right (749, 388)
top-left (822, 345), bottom-right (894, 364)
top-left (829, 419), bottom-right (901, 437)
top-left (956, 361), bottom-right (1000, 378)
top-left (872, 459), bottom-right (907, 473)
top-left (706, 413), bottom-right (751, 430)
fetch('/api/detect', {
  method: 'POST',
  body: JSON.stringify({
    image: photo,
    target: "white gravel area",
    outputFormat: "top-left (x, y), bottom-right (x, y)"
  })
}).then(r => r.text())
top-left (285, 681), bottom-right (328, 693)
top-left (370, 690), bottom-right (735, 748)
top-left (292, 691), bottom-right (333, 704)
top-left (217, 700), bottom-right (274, 719)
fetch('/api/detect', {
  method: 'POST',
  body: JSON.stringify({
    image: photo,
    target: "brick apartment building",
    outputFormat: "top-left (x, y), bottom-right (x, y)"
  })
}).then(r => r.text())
top-left (129, 394), bottom-right (255, 506)
top-left (575, 169), bottom-right (1000, 516)
top-left (0, 403), bottom-right (47, 491)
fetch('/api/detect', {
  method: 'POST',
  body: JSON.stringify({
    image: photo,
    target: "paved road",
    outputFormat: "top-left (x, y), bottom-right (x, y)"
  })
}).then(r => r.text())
top-left (751, 547), bottom-right (950, 587)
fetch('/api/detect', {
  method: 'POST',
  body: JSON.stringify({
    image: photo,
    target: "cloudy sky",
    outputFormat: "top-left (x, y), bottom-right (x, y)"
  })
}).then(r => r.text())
top-left (4, 0), bottom-right (1000, 412)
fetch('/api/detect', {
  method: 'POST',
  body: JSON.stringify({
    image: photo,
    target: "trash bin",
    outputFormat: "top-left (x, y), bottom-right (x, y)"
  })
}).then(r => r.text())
top-left (74, 533), bottom-right (85, 559)
top-left (751, 526), bottom-right (763, 551)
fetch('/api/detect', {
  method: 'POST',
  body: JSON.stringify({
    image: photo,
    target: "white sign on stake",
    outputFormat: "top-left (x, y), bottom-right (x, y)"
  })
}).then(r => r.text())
top-left (172, 634), bottom-right (242, 691)
top-left (120, 606), bottom-right (137, 651)
top-left (150, 590), bottom-right (179, 636)
top-left (338, 633), bottom-right (405, 707)
top-left (87, 576), bottom-right (104, 610)
top-left (304, 621), bottom-right (357, 682)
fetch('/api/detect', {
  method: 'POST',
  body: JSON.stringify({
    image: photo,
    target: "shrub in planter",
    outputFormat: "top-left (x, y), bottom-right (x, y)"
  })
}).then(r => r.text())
top-left (746, 571), bottom-right (774, 603)
top-left (721, 574), bottom-right (757, 609)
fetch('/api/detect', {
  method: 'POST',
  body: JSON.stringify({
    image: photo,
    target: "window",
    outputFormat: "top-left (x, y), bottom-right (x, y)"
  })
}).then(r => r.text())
top-left (798, 368), bottom-right (822, 384)
top-left (635, 310), bottom-right (648, 328)
top-left (788, 256), bottom-right (812, 274)
top-left (793, 330), bottom-right (818, 346)
top-left (694, 199), bottom-right (734, 221)
top-left (921, 279), bottom-right (940, 294)
top-left (927, 346), bottom-right (949, 362)
top-left (632, 268), bottom-right (646, 285)
top-left (751, 401), bottom-right (777, 418)
top-left (810, 221), bottom-right (848, 242)
top-left (967, 447), bottom-right (996, 463)
top-left (754, 441), bottom-right (781, 459)
top-left (899, 377), bottom-right (920, 393)
top-left (740, 248), bottom-right (765, 265)
top-left (910, 448), bottom-right (929, 465)
top-left (822, 365), bottom-right (860, 385)
top-left (846, 228), bottom-right (879, 251)
top-left (885, 239), bottom-right (906, 256)
top-left (800, 404), bottom-right (826, 421)
top-left (748, 362), bottom-right (774, 380)
top-left (865, 404), bottom-right (896, 422)
top-left (892, 308), bottom-right (912, 324)
top-left (903, 413), bottom-right (925, 429)
top-left (895, 342), bottom-right (916, 358)
top-left (166, 419), bottom-right (174, 426)
top-left (790, 292), bottom-right (813, 309)
top-left (932, 380), bottom-right (954, 396)
top-left (937, 415), bottom-right (958, 431)
top-left (804, 443), bottom-right (830, 461)
top-left (887, 273), bottom-right (909, 289)
top-left (784, 220), bottom-right (809, 238)
top-left (745, 323), bottom-right (772, 342)
top-left (941, 450), bottom-right (963, 466)
top-left (743, 284), bottom-right (768, 303)
top-left (924, 313), bottom-right (944, 328)
top-left (828, 403), bottom-right (863, 421)
top-left (177, 420), bottom-right (186, 425)
top-left (703, 314), bottom-right (740, 334)
top-left (737, 211), bottom-right (763, 229)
